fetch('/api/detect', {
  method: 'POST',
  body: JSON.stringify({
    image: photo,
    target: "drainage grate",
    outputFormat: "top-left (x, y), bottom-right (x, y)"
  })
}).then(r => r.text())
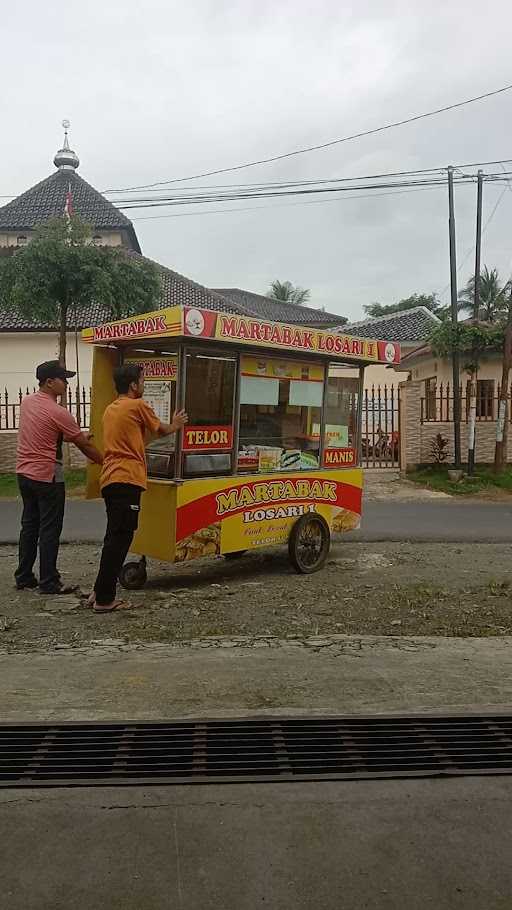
top-left (2, 714), bottom-right (512, 787)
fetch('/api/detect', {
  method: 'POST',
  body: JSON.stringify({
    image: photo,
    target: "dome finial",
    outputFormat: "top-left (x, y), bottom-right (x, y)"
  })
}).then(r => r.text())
top-left (54, 120), bottom-right (79, 171)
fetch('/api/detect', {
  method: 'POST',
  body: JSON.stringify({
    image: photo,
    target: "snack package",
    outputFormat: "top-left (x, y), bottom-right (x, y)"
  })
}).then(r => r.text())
top-left (281, 449), bottom-right (301, 470)
top-left (257, 447), bottom-right (282, 472)
top-left (299, 451), bottom-right (319, 469)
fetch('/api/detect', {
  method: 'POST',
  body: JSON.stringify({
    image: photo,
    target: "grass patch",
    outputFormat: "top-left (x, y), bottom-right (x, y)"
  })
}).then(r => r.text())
top-left (408, 465), bottom-right (512, 496)
top-left (0, 469), bottom-right (86, 498)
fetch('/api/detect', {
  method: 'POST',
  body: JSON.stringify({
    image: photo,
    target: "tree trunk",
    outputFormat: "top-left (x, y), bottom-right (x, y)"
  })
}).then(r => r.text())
top-left (59, 305), bottom-right (67, 367)
top-left (494, 321), bottom-right (512, 473)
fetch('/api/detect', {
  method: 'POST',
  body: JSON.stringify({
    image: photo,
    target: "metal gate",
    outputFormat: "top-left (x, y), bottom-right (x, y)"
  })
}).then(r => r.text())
top-left (361, 384), bottom-right (400, 469)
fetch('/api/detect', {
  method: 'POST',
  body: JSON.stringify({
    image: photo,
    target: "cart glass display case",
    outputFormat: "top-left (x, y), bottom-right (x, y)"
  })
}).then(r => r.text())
top-left (238, 355), bottom-right (323, 473)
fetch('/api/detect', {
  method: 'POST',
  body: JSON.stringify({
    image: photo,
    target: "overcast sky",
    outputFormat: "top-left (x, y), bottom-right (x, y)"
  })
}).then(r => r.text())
top-left (2, 0), bottom-right (512, 322)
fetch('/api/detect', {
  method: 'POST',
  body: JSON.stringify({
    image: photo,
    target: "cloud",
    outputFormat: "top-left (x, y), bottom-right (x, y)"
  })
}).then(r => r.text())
top-left (2, 0), bottom-right (512, 320)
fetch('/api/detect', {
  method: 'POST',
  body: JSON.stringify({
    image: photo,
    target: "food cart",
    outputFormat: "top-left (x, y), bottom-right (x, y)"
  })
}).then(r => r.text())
top-left (83, 305), bottom-right (400, 588)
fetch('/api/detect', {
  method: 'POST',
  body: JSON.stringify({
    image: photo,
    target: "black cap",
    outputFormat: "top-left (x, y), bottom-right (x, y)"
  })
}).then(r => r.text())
top-left (36, 361), bottom-right (76, 383)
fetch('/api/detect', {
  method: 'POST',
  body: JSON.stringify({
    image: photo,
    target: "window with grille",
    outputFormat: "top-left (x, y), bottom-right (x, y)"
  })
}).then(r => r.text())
top-left (476, 380), bottom-right (494, 418)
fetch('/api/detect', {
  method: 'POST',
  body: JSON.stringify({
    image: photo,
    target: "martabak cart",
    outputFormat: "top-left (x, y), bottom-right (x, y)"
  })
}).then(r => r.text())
top-left (84, 305), bottom-right (400, 588)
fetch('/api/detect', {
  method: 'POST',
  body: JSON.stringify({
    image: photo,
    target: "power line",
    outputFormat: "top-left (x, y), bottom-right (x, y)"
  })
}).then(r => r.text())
top-left (107, 165), bottom-right (447, 197)
top-left (103, 83), bottom-right (512, 193)
top-left (115, 173), bottom-right (489, 212)
top-left (130, 183), bottom-right (446, 221)
top-left (105, 157), bottom-right (512, 198)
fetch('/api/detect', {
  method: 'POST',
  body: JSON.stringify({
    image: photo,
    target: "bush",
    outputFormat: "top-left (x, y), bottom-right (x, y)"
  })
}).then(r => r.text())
top-left (430, 433), bottom-right (450, 464)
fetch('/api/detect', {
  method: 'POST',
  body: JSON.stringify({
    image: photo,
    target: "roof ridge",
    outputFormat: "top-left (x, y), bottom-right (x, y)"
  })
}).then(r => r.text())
top-left (212, 286), bottom-right (343, 321)
top-left (345, 305), bottom-right (441, 328)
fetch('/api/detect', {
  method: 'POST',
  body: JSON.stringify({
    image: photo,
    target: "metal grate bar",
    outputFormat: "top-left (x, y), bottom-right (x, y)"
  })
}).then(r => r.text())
top-left (2, 715), bottom-right (512, 787)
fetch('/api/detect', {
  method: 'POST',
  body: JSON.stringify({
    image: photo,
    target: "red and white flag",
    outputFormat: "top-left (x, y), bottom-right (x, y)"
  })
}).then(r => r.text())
top-left (64, 185), bottom-right (73, 221)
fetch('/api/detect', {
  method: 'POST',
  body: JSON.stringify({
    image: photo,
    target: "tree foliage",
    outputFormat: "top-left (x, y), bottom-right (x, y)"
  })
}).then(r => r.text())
top-left (458, 266), bottom-right (511, 323)
top-left (268, 279), bottom-right (311, 306)
top-left (0, 216), bottom-right (161, 365)
top-left (364, 293), bottom-right (446, 319)
top-left (430, 321), bottom-right (503, 374)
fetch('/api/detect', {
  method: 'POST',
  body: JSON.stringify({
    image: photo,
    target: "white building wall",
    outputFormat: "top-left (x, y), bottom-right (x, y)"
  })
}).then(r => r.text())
top-left (0, 230), bottom-right (123, 248)
top-left (0, 332), bottom-right (93, 396)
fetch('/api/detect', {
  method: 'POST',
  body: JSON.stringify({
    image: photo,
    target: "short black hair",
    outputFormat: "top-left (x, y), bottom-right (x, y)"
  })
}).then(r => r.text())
top-left (113, 363), bottom-right (143, 394)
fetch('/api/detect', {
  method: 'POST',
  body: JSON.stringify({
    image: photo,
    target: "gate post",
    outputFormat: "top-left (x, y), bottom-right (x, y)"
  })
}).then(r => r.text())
top-left (399, 380), bottom-right (422, 473)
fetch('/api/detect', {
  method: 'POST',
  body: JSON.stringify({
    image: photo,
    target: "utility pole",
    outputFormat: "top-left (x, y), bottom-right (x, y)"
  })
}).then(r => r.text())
top-left (467, 169), bottom-right (483, 475)
top-left (448, 166), bottom-right (461, 468)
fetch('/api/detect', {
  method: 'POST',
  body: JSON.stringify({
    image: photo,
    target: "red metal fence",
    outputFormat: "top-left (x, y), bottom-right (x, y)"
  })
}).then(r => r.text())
top-left (0, 387), bottom-right (90, 431)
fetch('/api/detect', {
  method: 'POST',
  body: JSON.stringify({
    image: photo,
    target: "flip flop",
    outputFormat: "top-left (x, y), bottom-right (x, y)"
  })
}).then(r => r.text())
top-left (93, 599), bottom-right (132, 613)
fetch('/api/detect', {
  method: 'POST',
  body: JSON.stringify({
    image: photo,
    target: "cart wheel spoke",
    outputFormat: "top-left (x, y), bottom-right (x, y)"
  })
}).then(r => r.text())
top-left (288, 514), bottom-right (330, 575)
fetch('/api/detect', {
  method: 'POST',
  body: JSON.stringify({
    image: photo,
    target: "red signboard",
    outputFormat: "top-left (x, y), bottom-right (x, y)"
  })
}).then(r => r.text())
top-left (183, 425), bottom-right (233, 451)
top-left (134, 359), bottom-right (177, 379)
top-left (323, 447), bottom-right (357, 467)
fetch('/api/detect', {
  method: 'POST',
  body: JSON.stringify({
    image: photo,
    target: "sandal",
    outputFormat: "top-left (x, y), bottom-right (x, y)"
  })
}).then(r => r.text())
top-left (93, 599), bottom-right (132, 613)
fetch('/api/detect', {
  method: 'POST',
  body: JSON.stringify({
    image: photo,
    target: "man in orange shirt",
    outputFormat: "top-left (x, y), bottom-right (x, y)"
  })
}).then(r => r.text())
top-left (91, 363), bottom-right (187, 612)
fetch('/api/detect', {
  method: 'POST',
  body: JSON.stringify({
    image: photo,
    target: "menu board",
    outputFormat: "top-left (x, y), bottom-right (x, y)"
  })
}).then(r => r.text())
top-left (144, 381), bottom-right (172, 424)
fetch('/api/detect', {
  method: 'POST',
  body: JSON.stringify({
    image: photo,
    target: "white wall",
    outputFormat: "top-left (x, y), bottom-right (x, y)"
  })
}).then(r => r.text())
top-left (409, 352), bottom-right (503, 388)
top-left (0, 230), bottom-right (123, 248)
top-left (0, 332), bottom-right (93, 396)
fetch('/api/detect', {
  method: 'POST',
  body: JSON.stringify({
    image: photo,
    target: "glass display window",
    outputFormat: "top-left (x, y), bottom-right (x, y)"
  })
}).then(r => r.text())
top-left (321, 369), bottom-right (360, 468)
top-left (238, 356), bottom-right (324, 473)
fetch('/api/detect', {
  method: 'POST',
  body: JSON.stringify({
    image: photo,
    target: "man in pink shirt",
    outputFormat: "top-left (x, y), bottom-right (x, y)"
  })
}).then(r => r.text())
top-left (15, 361), bottom-right (103, 595)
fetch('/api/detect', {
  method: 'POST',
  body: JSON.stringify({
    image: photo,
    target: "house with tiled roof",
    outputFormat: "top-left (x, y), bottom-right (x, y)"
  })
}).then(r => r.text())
top-left (0, 128), bottom-right (345, 395)
top-left (336, 306), bottom-right (440, 390)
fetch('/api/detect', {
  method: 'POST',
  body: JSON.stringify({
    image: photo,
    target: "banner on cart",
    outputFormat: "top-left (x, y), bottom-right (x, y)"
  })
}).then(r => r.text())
top-left (125, 354), bottom-right (177, 380)
top-left (182, 425), bottom-right (233, 451)
top-left (183, 307), bottom-right (400, 364)
top-left (323, 447), bottom-right (357, 467)
top-left (84, 305), bottom-right (400, 366)
top-left (173, 471), bottom-right (362, 562)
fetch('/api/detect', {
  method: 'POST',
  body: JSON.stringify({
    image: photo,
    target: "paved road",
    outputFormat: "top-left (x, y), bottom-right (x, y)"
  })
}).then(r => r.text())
top-left (1, 497), bottom-right (512, 543)
top-left (2, 777), bottom-right (512, 909)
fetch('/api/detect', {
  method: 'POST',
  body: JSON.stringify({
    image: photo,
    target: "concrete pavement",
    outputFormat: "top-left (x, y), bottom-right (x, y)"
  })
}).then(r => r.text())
top-left (2, 635), bottom-right (512, 721)
top-left (2, 496), bottom-right (512, 543)
top-left (2, 777), bottom-right (512, 909)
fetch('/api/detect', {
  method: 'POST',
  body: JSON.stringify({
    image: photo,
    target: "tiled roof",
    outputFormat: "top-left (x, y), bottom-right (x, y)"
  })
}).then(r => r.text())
top-left (0, 254), bottom-right (247, 331)
top-left (343, 306), bottom-right (440, 342)
top-left (213, 288), bottom-right (346, 327)
top-left (0, 170), bottom-right (140, 252)
top-left (0, 260), bottom-right (349, 332)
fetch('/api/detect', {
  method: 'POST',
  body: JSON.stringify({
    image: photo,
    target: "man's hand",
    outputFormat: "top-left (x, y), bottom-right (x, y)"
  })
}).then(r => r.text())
top-left (75, 432), bottom-right (103, 465)
top-left (158, 409), bottom-right (189, 437)
top-left (170, 409), bottom-right (188, 432)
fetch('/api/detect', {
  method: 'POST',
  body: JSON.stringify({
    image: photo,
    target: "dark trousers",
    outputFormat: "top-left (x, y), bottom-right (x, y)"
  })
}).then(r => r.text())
top-left (94, 483), bottom-right (142, 606)
top-left (15, 475), bottom-right (65, 591)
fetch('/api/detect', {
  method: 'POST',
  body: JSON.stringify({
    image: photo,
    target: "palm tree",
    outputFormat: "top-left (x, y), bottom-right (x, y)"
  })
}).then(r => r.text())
top-left (268, 279), bottom-right (311, 306)
top-left (459, 266), bottom-right (510, 323)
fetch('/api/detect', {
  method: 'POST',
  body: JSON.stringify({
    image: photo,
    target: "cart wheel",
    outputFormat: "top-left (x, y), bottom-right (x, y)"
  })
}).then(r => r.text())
top-left (119, 559), bottom-right (147, 590)
top-left (288, 514), bottom-right (330, 574)
top-left (224, 550), bottom-right (247, 560)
